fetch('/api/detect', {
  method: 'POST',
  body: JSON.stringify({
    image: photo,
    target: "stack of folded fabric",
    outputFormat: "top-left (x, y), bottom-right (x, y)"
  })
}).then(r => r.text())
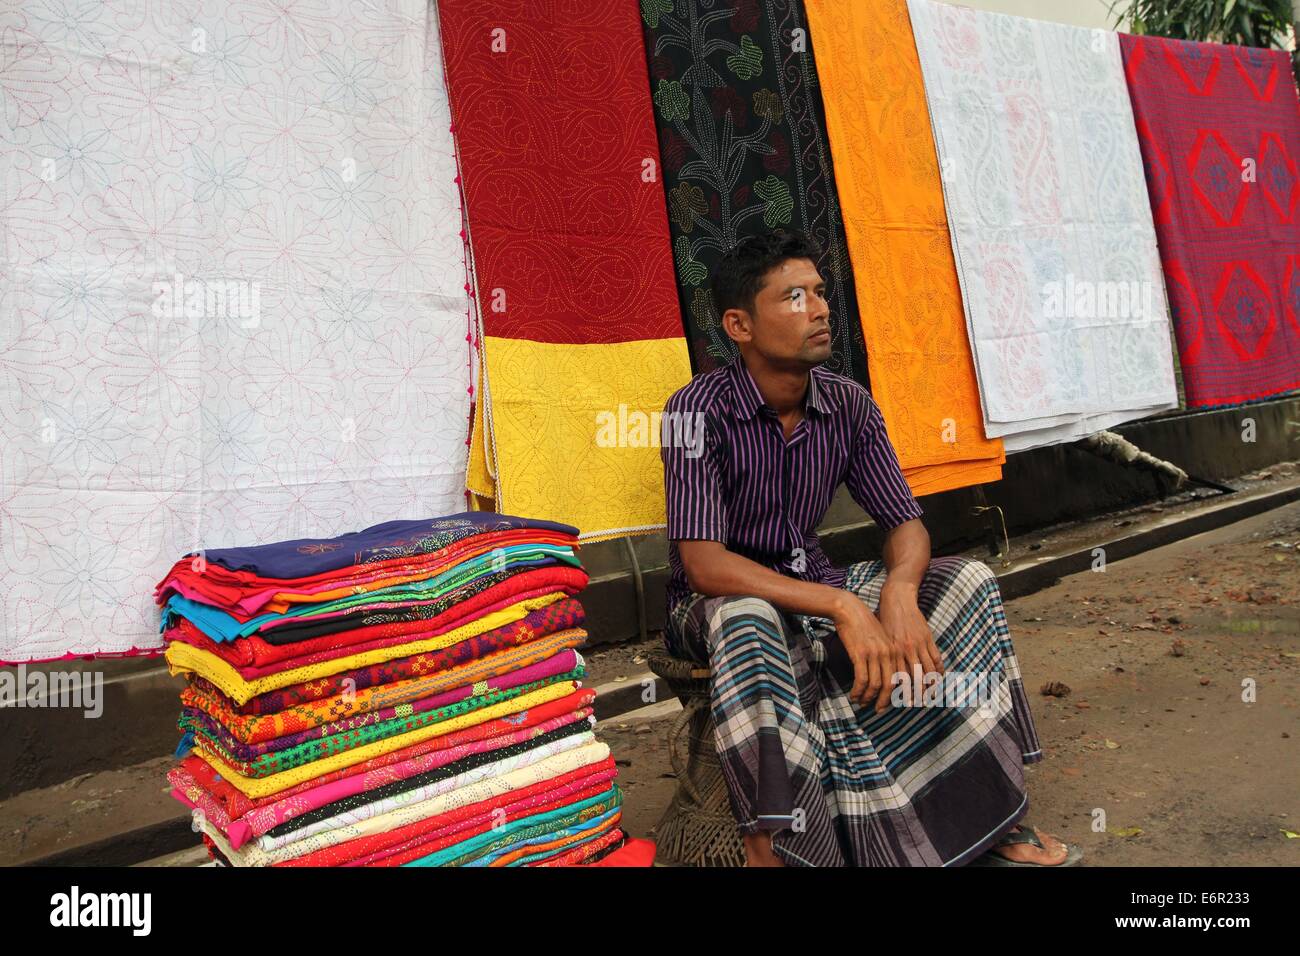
top-left (156, 512), bottom-right (640, 867)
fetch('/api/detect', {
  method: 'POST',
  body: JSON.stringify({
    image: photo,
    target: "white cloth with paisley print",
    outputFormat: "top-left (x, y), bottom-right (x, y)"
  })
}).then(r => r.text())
top-left (908, 0), bottom-right (1179, 451)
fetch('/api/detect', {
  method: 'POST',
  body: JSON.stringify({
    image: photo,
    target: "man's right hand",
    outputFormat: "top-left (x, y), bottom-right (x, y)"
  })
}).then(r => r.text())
top-left (831, 596), bottom-right (904, 714)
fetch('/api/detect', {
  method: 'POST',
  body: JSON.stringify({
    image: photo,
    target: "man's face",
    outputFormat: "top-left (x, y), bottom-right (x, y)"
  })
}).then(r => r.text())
top-left (725, 257), bottom-right (832, 366)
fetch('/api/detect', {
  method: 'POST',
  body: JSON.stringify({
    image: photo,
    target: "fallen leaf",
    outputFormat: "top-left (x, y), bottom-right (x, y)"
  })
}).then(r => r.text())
top-left (1283, 830), bottom-right (1300, 839)
top-left (1108, 826), bottom-right (1143, 838)
top-left (1105, 739), bottom-right (1120, 749)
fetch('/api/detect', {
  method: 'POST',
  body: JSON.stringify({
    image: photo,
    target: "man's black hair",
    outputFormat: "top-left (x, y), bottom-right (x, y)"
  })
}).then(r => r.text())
top-left (711, 230), bottom-right (824, 317)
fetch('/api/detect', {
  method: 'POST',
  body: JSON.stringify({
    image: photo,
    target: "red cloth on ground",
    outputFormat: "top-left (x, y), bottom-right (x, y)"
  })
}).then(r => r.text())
top-left (583, 835), bottom-right (657, 867)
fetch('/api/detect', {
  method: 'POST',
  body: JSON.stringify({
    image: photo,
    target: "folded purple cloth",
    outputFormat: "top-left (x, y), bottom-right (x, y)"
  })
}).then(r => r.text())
top-left (193, 512), bottom-right (579, 578)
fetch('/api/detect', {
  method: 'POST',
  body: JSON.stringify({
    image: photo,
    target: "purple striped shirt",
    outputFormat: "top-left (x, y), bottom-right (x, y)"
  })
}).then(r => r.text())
top-left (661, 359), bottom-right (924, 617)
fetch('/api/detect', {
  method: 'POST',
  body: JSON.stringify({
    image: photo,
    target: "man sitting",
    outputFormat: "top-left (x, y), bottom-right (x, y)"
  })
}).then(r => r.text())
top-left (659, 231), bottom-right (1080, 867)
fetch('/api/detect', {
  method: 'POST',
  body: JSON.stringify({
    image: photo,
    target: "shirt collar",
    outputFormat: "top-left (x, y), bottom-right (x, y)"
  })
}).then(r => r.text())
top-left (728, 360), bottom-right (837, 419)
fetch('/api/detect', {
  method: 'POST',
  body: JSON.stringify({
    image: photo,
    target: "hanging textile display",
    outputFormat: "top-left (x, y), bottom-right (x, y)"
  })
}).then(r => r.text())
top-left (1120, 34), bottom-right (1300, 408)
top-left (639, 0), bottom-right (871, 385)
top-left (442, 0), bottom-right (692, 541)
top-left (907, 0), bottom-right (1179, 451)
top-left (0, 1), bottom-right (471, 662)
top-left (803, 0), bottom-right (1004, 496)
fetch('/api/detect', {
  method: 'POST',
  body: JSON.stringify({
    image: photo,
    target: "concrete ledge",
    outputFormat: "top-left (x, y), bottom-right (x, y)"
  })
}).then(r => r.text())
top-left (0, 667), bottom-right (187, 801)
top-left (24, 818), bottom-right (195, 869)
top-left (591, 674), bottom-right (671, 722)
top-left (995, 480), bottom-right (1300, 600)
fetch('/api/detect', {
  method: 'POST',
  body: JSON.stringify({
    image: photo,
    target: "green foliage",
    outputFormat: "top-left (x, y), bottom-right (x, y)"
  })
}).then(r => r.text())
top-left (640, 0), bottom-right (674, 30)
top-left (674, 237), bottom-right (708, 286)
top-left (1110, 0), bottom-right (1293, 48)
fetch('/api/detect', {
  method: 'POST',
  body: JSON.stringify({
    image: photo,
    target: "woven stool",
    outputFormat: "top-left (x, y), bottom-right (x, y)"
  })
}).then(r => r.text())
top-left (647, 653), bottom-right (745, 867)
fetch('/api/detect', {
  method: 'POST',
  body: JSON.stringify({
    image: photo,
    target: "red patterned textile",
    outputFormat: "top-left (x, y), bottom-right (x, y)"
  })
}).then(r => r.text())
top-left (1121, 34), bottom-right (1300, 407)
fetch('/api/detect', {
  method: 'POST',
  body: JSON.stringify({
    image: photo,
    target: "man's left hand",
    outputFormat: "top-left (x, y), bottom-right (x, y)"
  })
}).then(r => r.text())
top-left (877, 584), bottom-right (945, 681)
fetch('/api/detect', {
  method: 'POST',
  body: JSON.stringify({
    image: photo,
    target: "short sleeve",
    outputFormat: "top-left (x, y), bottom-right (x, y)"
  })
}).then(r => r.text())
top-left (844, 392), bottom-right (924, 531)
top-left (660, 391), bottom-right (728, 543)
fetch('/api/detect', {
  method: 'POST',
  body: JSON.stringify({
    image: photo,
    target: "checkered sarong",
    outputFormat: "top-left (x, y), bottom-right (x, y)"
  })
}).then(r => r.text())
top-left (666, 556), bottom-right (1042, 866)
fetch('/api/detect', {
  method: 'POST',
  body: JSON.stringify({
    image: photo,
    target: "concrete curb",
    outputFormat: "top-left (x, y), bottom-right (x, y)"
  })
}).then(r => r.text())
top-left (23, 818), bottom-right (195, 868)
top-left (993, 481), bottom-right (1300, 600)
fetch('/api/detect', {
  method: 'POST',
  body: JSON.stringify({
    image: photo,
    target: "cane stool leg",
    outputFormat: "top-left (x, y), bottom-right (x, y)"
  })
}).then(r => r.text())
top-left (648, 654), bottom-right (745, 867)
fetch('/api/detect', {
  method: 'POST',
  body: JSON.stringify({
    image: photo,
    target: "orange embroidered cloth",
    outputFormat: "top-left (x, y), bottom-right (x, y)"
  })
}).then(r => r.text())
top-left (805, 0), bottom-right (1005, 495)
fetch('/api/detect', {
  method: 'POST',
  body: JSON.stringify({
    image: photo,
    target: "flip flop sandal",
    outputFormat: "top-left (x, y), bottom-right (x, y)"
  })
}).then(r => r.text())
top-left (968, 824), bottom-right (1083, 867)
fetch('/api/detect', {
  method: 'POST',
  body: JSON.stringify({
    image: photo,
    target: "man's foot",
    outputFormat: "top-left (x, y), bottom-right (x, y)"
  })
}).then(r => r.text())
top-left (742, 831), bottom-right (786, 867)
top-left (990, 824), bottom-right (1070, 865)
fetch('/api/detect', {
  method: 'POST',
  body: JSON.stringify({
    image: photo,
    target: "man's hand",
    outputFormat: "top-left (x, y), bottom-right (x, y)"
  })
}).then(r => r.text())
top-left (676, 535), bottom-right (943, 715)
top-left (877, 582), bottom-right (945, 690)
top-left (830, 595), bottom-right (900, 713)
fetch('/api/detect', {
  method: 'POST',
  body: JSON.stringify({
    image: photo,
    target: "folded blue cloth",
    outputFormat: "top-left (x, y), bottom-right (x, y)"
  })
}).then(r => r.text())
top-left (402, 790), bottom-right (620, 868)
top-left (190, 512), bottom-right (578, 578)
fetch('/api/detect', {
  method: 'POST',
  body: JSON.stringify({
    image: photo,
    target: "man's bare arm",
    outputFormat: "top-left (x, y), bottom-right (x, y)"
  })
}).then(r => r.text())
top-left (677, 539), bottom-right (856, 619)
top-left (880, 517), bottom-right (930, 599)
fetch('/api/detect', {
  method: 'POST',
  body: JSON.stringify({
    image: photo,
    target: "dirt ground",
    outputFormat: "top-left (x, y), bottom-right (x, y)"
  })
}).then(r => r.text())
top-left (597, 500), bottom-right (1300, 865)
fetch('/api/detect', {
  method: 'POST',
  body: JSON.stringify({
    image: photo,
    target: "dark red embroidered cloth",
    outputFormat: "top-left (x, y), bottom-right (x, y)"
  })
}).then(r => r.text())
top-left (1120, 35), bottom-right (1300, 407)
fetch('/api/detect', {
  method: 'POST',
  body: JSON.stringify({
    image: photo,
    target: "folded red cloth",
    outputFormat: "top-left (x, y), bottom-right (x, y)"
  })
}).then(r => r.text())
top-left (585, 835), bottom-right (657, 867)
top-left (166, 565), bottom-right (589, 673)
top-left (276, 757), bottom-right (619, 867)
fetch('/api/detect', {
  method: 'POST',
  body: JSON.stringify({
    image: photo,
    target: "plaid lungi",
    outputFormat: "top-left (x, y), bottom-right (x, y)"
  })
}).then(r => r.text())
top-left (666, 556), bottom-right (1042, 866)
